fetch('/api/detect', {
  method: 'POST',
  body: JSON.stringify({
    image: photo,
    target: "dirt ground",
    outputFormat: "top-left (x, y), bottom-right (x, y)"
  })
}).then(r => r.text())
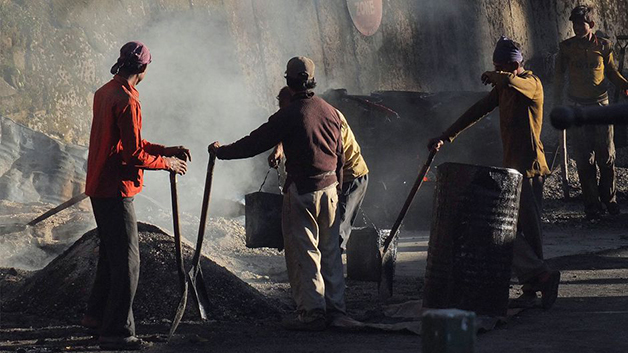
top-left (1, 167), bottom-right (628, 352)
top-left (1, 245), bottom-right (626, 353)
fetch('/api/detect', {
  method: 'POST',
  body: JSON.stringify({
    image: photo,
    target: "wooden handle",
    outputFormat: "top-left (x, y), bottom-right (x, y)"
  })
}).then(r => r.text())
top-left (192, 151), bottom-right (217, 264)
top-left (169, 172), bottom-right (187, 293)
top-left (27, 193), bottom-right (88, 226)
top-left (382, 149), bottom-right (437, 252)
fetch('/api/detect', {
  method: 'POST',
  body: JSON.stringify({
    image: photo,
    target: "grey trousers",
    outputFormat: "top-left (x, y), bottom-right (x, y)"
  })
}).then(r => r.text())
top-left (569, 99), bottom-right (616, 213)
top-left (282, 183), bottom-right (346, 318)
top-left (338, 174), bottom-right (369, 250)
top-left (87, 197), bottom-right (139, 337)
top-left (512, 176), bottom-right (549, 285)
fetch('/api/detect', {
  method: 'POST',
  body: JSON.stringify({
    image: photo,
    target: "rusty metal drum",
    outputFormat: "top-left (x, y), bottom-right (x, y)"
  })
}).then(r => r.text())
top-left (423, 163), bottom-right (523, 317)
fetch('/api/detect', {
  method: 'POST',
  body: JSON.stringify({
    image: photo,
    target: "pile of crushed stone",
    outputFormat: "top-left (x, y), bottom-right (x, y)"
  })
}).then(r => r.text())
top-left (2, 222), bottom-right (281, 323)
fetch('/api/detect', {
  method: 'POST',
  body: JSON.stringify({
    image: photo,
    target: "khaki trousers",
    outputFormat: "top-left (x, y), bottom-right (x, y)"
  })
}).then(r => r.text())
top-left (569, 99), bottom-right (616, 213)
top-left (282, 183), bottom-right (346, 317)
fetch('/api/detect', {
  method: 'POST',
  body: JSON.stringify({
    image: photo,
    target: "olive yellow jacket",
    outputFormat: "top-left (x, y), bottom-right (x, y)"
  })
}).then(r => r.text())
top-left (554, 34), bottom-right (628, 104)
top-left (440, 70), bottom-right (550, 178)
top-left (336, 110), bottom-right (368, 181)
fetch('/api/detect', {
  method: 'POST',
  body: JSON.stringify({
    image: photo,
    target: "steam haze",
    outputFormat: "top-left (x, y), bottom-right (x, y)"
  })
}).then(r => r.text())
top-left (115, 12), bottom-right (290, 216)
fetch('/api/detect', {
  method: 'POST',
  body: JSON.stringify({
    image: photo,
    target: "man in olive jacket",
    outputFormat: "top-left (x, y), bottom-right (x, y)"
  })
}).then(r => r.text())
top-left (429, 36), bottom-right (560, 310)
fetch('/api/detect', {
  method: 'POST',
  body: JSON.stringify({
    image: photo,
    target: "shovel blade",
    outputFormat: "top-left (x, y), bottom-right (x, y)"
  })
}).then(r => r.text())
top-left (378, 247), bottom-right (395, 300)
top-left (0, 223), bottom-right (28, 236)
top-left (188, 266), bottom-right (211, 320)
top-left (167, 282), bottom-right (189, 341)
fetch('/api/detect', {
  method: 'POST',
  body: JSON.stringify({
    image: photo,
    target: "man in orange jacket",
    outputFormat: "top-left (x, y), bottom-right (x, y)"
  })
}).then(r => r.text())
top-left (82, 41), bottom-right (189, 350)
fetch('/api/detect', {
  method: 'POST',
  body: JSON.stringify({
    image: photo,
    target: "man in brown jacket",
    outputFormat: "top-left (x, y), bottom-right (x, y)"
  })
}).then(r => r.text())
top-left (429, 37), bottom-right (560, 310)
top-left (269, 89), bottom-right (369, 252)
top-left (209, 57), bottom-right (347, 330)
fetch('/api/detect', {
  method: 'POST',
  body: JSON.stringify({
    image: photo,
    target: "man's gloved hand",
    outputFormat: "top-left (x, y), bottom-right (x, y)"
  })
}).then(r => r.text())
top-left (208, 141), bottom-right (221, 156)
top-left (163, 145), bottom-right (192, 162)
top-left (268, 144), bottom-right (283, 169)
top-left (164, 156), bottom-right (187, 175)
top-left (427, 137), bottom-right (444, 151)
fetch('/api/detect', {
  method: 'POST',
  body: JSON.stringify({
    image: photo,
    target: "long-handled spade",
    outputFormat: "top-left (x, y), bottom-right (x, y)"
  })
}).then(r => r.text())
top-left (378, 148), bottom-right (437, 299)
top-left (167, 172), bottom-right (188, 340)
top-left (187, 151), bottom-right (216, 320)
top-left (0, 193), bottom-right (88, 236)
top-left (613, 35), bottom-right (628, 104)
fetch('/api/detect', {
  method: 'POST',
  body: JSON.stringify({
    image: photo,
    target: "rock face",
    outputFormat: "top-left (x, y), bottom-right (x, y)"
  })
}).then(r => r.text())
top-left (0, 116), bottom-right (86, 204)
top-left (2, 222), bottom-right (281, 323)
top-left (0, 0), bottom-right (626, 145)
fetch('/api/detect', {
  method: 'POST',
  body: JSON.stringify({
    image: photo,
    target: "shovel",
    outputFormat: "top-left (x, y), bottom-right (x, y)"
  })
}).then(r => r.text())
top-left (0, 192), bottom-right (88, 236)
top-left (167, 172), bottom-right (188, 340)
top-left (378, 148), bottom-right (437, 299)
top-left (187, 151), bottom-right (216, 320)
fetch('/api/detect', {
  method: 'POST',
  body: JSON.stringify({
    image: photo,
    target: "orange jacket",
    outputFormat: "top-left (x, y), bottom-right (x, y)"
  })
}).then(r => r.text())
top-left (86, 75), bottom-right (166, 198)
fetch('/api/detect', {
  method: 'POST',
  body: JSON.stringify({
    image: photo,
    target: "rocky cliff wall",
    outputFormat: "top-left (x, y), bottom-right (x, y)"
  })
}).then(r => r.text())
top-left (1, 0), bottom-right (626, 146)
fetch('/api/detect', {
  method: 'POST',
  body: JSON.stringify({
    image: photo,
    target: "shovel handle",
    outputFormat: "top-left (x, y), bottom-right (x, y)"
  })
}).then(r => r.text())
top-left (169, 172), bottom-right (187, 293)
top-left (192, 151), bottom-right (217, 264)
top-left (382, 149), bottom-right (437, 252)
top-left (27, 193), bottom-right (88, 226)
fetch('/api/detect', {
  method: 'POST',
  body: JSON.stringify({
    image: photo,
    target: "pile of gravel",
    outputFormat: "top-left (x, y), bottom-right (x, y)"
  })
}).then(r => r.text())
top-left (2, 222), bottom-right (281, 323)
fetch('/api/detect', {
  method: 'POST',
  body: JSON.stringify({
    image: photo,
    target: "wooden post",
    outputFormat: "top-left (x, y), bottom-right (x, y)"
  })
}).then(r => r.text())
top-left (560, 130), bottom-right (570, 199)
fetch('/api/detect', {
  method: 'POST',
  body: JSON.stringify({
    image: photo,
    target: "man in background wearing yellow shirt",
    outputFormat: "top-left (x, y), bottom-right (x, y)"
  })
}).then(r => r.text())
top-left (554, 5), bottom-right (628, 220)
top-left (334, 110), bottom-right (369, 252)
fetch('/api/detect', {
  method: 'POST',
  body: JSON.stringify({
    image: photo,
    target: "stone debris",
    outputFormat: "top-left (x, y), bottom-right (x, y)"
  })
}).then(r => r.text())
top-left (2, 222), bottom-right (281, 323)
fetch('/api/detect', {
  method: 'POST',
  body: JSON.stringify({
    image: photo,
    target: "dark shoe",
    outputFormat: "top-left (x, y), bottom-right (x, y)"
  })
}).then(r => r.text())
top-left (539, 270), bottom-right (561, 310)
top-left (509, 291), bottom-right (538, 309)
top-left (607, 203), bottom-right (620, 216)
top-left (281, 311), bottom-right (326, 331)
top-left (99, 336), bottom-right (153, 350)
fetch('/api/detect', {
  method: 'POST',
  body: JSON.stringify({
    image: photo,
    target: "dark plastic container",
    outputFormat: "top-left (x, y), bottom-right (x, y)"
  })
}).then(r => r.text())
top-left (423, 163), bottom-right (523, 317)
top-left (245, 192), bottom-right (283, 249)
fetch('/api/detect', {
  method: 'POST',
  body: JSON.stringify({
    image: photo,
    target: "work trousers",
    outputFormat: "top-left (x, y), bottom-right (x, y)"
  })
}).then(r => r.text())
top-left (87, 197), bottom-right (139, 337)
top-left (337, 174), bottom-right (369, 250)
top-left (569, 99), bottom-right (616, 214)
top-left (282, 183), bottom-right (346, 318)
top-left (512, 176), bottom-right (549, 284)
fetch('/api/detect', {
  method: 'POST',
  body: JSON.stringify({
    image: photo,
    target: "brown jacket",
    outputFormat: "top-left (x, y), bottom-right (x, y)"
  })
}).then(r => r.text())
top-left (441, 70), bottom-right (550, 178)
top-left (217, 92), bottom-right (344, 194)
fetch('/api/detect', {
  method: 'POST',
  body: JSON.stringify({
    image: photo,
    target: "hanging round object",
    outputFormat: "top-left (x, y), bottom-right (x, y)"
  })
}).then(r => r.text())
top-left (346, 0), bottom-right (383, 36)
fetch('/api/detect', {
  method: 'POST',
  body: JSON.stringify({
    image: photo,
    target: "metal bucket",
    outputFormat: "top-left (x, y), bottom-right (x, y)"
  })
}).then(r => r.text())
top-left (244, 192), bottom-right (283, 249)
top-left (346, 227), bottom-right (397, 282)
top-left (423, 163), bottom-right (522, 317)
